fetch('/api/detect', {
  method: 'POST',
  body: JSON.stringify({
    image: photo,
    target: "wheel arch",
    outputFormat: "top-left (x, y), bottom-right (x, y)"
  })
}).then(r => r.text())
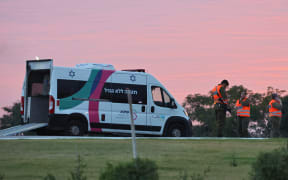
top-left (163, 116), bottom-right (192, 137)
top-left (68, 113), bottom-right (89, 133)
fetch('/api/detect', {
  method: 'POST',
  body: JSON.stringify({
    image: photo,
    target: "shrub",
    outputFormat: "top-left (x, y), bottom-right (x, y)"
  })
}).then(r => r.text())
top-left (230, 152), bottom-right (238, 167)
top-left (69, 154), bottom-right (87, 180)
top-left (0, 174), bottom-right (4, 180)
top-left (41, 154), bottom-right (86, 180)
top-left (43, 173), bottom-right (57, 180)
top-left (250, 144), bottom-right (288, 180)
top-left (99, 158), bottom-right (158, 180)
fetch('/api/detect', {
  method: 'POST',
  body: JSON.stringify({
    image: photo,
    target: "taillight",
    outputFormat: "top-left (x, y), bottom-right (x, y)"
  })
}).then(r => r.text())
top-left (49, 95), bottom-right (55, 114)
top-left (20, 96), bottom-right (24, 115)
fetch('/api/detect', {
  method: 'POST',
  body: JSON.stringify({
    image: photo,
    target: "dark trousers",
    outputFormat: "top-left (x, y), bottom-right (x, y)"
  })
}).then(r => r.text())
top-left (270, 116), bottom-right (281, 138)
top-left (215, 109), bottom-right (226, 137)
top-left (237, 116), bottom-right (249, 137)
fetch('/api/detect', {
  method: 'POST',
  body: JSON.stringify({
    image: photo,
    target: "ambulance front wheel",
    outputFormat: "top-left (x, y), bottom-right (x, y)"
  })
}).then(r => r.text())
top-left (68, 120), bottom-right (84, 136)
top-left (165, 123), bottom-right (186, 137)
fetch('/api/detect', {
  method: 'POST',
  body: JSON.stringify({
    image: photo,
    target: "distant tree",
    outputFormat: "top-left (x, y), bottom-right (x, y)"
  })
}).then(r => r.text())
top-left (183, 94), bottom-right (215, 136)
top-left (280, 95), bottom-right (288, 137)
top-left (0, 101), bottom-right (21, 129)
top-left (226, 85), bottom-right (248, 104)
top-left (247, 92), bottom-right (267, 137)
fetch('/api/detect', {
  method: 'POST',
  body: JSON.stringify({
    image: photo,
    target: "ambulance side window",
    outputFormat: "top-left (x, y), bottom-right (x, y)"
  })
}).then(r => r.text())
top-left (152, 86), bottom-right (174, 108)
top-left (101, 83), bottom-right (147, 104)
top-left (152, 86), bottom-right (163, 106)
top-left (163, 90), bottom-right (171, 106)
top-left (57, 79), bottom-right (86, 99)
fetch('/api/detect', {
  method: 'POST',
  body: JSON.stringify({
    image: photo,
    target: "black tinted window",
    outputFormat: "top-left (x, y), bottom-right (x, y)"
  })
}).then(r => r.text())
top-left (101, 83), bottom-right (147, 104)
top-left (57, 79), bottom-right (86, 99)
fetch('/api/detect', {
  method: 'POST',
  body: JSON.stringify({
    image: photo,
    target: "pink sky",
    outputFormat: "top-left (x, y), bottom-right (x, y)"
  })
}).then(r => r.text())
top-left (0, 0), bottom-right (288, 116)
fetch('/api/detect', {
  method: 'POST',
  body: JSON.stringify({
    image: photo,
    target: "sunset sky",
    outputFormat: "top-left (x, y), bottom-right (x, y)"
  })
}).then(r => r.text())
top-left (0, 0), bottom-right (287, 116)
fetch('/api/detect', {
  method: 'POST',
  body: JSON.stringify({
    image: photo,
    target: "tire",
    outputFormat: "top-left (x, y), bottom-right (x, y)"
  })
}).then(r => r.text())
top-left (166, 123), bottom-right (187, 137)
top-left (68, 120), bottom-right (84, 136)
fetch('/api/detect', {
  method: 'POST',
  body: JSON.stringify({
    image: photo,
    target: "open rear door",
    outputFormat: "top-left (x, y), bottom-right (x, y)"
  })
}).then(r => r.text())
top-left (24, 59), bottom-right (53, 124)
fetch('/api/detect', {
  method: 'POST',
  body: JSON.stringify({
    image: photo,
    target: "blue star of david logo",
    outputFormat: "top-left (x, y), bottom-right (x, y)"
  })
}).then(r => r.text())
top-left (69, 70), bottom-right (75, 78)
top-left (130, 75), bottom-right (136, 82)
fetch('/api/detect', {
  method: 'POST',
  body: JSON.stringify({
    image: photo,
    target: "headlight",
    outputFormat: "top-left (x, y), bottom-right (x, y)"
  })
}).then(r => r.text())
top-left (184, 110), bottom-right (189, 117)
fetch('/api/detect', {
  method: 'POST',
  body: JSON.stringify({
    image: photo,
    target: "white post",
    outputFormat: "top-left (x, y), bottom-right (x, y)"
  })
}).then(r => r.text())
top-left (127, 89), bottom-right (137, 159)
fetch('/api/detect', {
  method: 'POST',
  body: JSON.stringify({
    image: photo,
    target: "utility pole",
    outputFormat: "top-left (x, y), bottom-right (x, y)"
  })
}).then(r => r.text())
top-left (127, 89), bottom-right (137, 159)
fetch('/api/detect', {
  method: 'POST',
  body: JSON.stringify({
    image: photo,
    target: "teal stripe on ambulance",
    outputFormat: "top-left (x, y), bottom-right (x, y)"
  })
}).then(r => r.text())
top-left (59, 70), bottom-right (100, 110)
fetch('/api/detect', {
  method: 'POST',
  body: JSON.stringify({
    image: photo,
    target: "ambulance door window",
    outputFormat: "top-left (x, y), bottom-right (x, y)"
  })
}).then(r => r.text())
top-left (163, 90), bottom-right (172, 107)
top-left (152, 86), bottom-right (164, 106)
top-left (151, 86), bottom-right (173, 108)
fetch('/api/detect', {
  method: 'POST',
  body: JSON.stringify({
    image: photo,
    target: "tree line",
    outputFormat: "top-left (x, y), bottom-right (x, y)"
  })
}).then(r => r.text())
top-left (183, 85), bottom-right (288, 137)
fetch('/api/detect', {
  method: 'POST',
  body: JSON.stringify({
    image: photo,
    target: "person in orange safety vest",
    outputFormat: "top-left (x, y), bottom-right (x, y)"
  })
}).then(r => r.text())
top-left (268, 93), bottom-right (282, 137)
top-left (212, 80), bottom-right (230, 137)
top-left (236, 91), bottom-right (250, 137)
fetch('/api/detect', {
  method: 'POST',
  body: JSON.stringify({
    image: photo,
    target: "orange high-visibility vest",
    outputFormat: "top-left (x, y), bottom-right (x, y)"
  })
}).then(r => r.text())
top-left (212, 85), bottom-right (228, 104)
top-left (236, 98), bottom-right (250, 117)
top-left (269, 99), bottom-right (282, 117)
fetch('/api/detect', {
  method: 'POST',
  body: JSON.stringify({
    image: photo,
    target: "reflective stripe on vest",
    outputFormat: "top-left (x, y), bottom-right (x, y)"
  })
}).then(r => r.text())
top-left (236, 99), bottom-right (250, 117)
top-left (269, 100), bottom-right (282, 117)
top-left (212, 85), bottom-right (227, 104)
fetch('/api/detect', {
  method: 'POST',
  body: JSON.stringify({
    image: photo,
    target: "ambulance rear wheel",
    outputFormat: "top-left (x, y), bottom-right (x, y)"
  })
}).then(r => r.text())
top-left (68, 120), bottom-right (84, 136)
top-left (166, 123), bottom-right (186, 137)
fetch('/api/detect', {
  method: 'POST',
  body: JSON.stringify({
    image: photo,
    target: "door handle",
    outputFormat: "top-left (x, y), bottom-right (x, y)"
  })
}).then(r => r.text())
top-left (141, 105), bottom-right (145, 112)
top-left (101, 114), bottom-right (105, 121)
top-left (151, 106), bottom-right (155, 113)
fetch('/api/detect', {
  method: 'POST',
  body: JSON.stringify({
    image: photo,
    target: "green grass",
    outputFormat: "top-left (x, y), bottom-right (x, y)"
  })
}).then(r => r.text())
top-left (0, 139), bottom-right (286, 180)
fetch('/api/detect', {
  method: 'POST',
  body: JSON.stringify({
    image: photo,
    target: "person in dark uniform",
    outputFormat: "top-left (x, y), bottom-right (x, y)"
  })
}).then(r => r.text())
top-left (268, 93), bottom-right (282, 137)
top-left (212, 80), bottom-right (230, 137)
top-left (236, 91), bottom-right (250, 137)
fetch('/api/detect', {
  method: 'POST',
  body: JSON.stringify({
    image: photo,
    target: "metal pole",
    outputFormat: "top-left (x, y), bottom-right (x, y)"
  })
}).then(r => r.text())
top-left (127, 88), bottom-right (137, 159)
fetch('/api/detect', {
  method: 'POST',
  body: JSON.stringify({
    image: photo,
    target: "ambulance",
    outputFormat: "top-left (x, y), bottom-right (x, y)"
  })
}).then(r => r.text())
top-left (21, 59), bottom-right (192, 136)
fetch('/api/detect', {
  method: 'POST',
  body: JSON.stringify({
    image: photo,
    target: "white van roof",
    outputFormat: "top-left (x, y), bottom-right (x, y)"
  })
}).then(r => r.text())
top-left (75, 63), bottom-right (115, 70)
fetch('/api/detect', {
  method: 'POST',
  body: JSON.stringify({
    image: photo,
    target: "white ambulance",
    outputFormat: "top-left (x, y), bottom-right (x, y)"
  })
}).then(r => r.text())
top-left (21, 59), bottom-right (192, 137)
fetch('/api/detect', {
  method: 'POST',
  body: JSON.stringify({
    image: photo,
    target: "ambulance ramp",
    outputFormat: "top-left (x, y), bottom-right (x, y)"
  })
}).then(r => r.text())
top-left (0, 123), bottom-right (48, 136)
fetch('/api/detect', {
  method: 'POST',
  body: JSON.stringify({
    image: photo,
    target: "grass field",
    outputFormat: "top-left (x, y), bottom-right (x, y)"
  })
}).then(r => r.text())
top-left (0, 138), bottom-right (286, 180)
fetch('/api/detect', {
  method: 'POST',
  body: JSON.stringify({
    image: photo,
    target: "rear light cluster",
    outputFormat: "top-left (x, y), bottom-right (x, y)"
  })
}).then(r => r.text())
top-left (20, 96), bottom-right (24, 115)
top-left (49, 95), bottom-right (55, 114)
